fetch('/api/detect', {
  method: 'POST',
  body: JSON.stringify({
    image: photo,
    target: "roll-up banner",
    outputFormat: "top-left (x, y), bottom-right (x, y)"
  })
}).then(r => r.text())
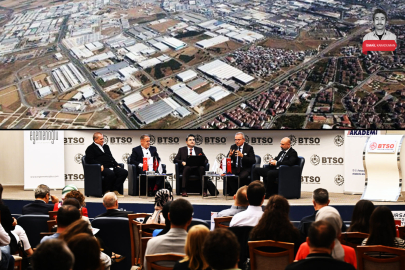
top-left (343, 130), bottom-right (380, 194)
top-left (64, 130), bottom-right (345, 193)
top-left (24, 131), bottom-right (65, 190)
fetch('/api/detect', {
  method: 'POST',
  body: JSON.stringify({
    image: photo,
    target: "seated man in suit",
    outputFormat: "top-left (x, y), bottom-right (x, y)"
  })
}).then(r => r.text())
top-left (226, 132), bottom-right (256, 196)
top-left (95, 192), bottom-right (134, 218)
top-left (85, 132), bottom-right (128, 197)
top-left (174, 134), bottom-right (208, 197)
top-left (22, 184), bottom-right (59, 215)
top-left (129, 134), bottom-right (164, 196)
top-left (253, 137), bottom-right (298, 198)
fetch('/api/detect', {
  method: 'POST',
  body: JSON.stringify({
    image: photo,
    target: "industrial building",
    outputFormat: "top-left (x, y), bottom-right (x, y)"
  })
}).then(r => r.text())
top-left (52, 63), bottom-right (86, 92)
top-left (176, 70), bottom-right (198, 82)
top-left (62, 101), bottom-right (83, 111)
top-left (196, 35), bottom-right (229, 48)
top-left (134, 98), bottom-right (190, 124)
top-left (187, 78), bottom-right (208, 90)
top-left (93, 62), bottom-right (129, 77)
top-left (71, 85), bottom-right (95, 100)
top-left (161, 37), bottom-right (187, 51)
top-left (83, 51), bottom-right (116, 63)
top-left (198, 59), bottom-right (254, 85)
top-left (122, 92), bottom-right (150, 113)
top-left (38, 86), bottom-right (52, 98)
top-left (170, 83), bottom-right (230, 107)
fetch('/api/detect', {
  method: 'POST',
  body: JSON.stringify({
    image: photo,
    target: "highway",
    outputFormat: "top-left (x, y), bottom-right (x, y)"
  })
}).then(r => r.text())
top-left (177, 25), bottom-right (369, 129)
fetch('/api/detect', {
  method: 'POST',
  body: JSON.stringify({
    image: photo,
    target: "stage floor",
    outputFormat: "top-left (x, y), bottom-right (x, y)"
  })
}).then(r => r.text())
top-left (3, 186), bottom-right (405, 206)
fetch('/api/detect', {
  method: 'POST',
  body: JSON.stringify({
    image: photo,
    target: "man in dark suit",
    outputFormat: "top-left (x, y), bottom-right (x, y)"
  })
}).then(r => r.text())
top-left (285, 220), bottom-right (355, 270)
top-left (95, 192), bottom-right (134, 218)
top-left (22, 184), bottom-right (59, 215)
top-left (85, 132), bottom-right (128, 197)
top-left (174, 134), bottom-right (208, 197)
top-left (253, 137), bottom-right (298, 198)
top-left (129, 134), bottom-right (163, 196)
top-left (226, 132), bottom-right (256, 196)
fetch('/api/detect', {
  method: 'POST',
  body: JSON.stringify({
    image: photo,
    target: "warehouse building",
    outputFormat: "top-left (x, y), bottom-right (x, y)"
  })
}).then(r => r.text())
top-left (62, 101), bottom-right (83, 111)
top-left (187, 78), bottom-right (208, 90)
top-left (93, 61), bottom-right (129, 77)
top-left (122, 92), bottom-right (149, 113)
top-left (161, 37), bottom-right (187, 50)
top-left (71, 85), bottom-right (95, 100)
top-left (38, 86), bottom-right (52, 97)
top-left (198, 59), bottom-right (254, 85)
top-left (170, 83), bottom-right (230, 107)
top-left (176, 70), bottom-right (198, 82)
top-left (196, 35), bottom-right (229, 48)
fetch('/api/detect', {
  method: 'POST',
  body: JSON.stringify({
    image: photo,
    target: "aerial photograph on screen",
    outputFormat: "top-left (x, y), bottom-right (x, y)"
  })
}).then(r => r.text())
top-left (0, 0), bottom-right (403, 129)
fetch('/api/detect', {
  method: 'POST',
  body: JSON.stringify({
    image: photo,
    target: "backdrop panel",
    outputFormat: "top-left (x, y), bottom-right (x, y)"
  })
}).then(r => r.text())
top-left (64, 130), bottom-right (345, 193)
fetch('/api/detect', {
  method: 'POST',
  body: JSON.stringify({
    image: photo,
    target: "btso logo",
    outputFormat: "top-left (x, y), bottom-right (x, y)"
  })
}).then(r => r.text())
top-left (169, 153), bottom-right (177, 163)
top-left (310, 154), bottom-right (320, 166)
top-left (216, 153), bottom-right (227, 163)
top-left (122, 153), bottom-right (130, 164)
top-left (64, 137), bottom-right (85, 145)
top-left (369, 142), bottom-right (377, 150)
top-left (244, 135), bottom-right (250, 144)
top-left (74, 153), bottom-right (83, 164)
top-left (103, 135), bottom-right (109, 144)
top-left (263, 154), bottom-right (274, 164)
top-left (334, 135), bottom-right (344, 147)
top-left (334, 174), bottom-right (344, 186)
top-left (301, 176), bottom-right (321, 183)
top-left (149, 135), bottom-right (156, 145)
top-left (195, 134), bottom-right (203, 145)
top-left (289, 135), bottom-right (297, 146)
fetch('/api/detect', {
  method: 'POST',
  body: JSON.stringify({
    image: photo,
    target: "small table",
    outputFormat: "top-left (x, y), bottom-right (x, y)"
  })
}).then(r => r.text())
top-left (138, 173), bottom-right (174, 198)
top-left (202, 174), bottom-right (239, 200)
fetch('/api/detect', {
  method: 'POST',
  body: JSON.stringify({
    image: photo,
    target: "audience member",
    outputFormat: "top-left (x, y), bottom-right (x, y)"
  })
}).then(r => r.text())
top-left (217, 186), bottom-right (248, 217)
top-left (145, 189), bottom-right (173, 224)
top-left (155, 201), bottom-right (172, 237)
top-left (295, 206), bottom-right (356, 268)
top-left (53, 185), bottom-right (89, 217)
top-left (230, 181), bottom-right (265, 227)
top-left (250, 195), bottom-right (300, 254)
top-left (67, 233), bottom-right (102, 270)
top-left (362, 206), bottom-right (405, 248)
top-left (41, 205), bottom-right (81, 243)
top-left (286, 221), bottom-right (355, 270)
top-left (347, 200), bottom-right (374, 233)
top-left (298, 188), bottom-right (346, 243)
top-left (31, 239), bottom-right (74, 270)
top-left (95, 192), bottom-right (133, 218)
top-left (174, 225), bottom-right (210, 270)
top-left (22, 184), bottom-right (59, 215)
top-left (65, 190), bottom-right (89, 217)
top-left (0, 223), bottom-right (12, 270)
top-left (59, 220), bottom-right (111, 270)
top-left (203, 228), bottom-right (240, 270)
top-left (63, 198), bottom-right (90, 225)
top-left (0, 184), bottom-right (33, 256)
top-left (144, 198), bottom-right (193, 269)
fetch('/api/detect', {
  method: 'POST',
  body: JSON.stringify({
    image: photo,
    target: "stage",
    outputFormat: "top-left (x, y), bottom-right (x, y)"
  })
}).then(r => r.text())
top-left (3, 186), bottom-right (405, 225)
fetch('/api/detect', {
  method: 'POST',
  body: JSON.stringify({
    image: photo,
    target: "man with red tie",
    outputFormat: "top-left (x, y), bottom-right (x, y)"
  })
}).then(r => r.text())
top-left (174, 134), bottom-right (208, 197)
top-left (226, 132), bottom-right (256, 196)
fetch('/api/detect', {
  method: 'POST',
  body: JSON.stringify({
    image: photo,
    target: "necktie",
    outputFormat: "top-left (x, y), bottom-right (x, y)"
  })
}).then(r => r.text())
top-left (279, 151), bottom-right (286, 162)
top-left (237, 147), bottom-right (241, 173)
top-left (189, 148), bottom-right (192, 156)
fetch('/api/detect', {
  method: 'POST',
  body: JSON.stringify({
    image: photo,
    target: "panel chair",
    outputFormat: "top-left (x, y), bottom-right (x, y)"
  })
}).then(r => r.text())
top-left (82, 155), bottom-right (124, 197)
top-left (145, 254), bottom-right (185, 270)
top-left (214, 216), bottom-right (233, 229)
top-left (175, 163), bottom-right (210, 195)
top-left (248, 240), bottom-right (295, 270)
top-left (356, 245), bottom-right (405, 270)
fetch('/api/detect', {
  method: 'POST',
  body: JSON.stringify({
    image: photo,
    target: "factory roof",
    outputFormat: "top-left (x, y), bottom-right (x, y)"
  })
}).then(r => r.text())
top-left (198, 60), bottom-right (254, 84)
top-left (135, 99), bottom-right (174, 124)
top-left (176, 70), bottom-right (198, 82)
top-left (196, 35), bottom-right (229, 48)
top-left (93, 61), bottom-right (129, 77)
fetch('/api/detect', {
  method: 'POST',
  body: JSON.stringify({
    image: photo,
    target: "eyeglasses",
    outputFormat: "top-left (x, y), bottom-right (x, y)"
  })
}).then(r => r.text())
top-left (235, 139), bottom-right (244, 141)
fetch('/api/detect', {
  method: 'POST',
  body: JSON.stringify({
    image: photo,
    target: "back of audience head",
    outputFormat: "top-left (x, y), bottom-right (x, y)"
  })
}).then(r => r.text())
top-left (162, 201), bottom-right (172, 225)
top-left (235, 185), bottom-right (249, 206)
top-left (313, 188), bottom-right (329, 208)
top-left (307, 220), bottom-right (336, 252)
top-left (65, 190), bottom-right (86, 208)
top-left (181, 225), bottom-right (210, 270)
top-left (63, 198), bottom-right (81, 211)
top-left (57, 205), bottom-right (81, 228)
top-left (203, 228), bottom-right (240, 270)
top-left (247, 181), bottom-right (265, 206)
top-left (35, 184), bottom-right (50, 199)
top-left (67, 233), bottom-right (101, 270)
top-left (59, 219), bottom-right (93, 243)
top-left (315, 206), bottom-right (342, 237)
top-left (366, 206), bottom-right (396, 247)
top-left (250, 195), bottom-right (298, 242)
top-left (31, 239), bottom-right (74, 270)
top-left (169, 199), bottom-right (193, 227)
top-left (348, 200), bottom-right (374, 233)
top-left (103, 192), bottom-right (118, 209)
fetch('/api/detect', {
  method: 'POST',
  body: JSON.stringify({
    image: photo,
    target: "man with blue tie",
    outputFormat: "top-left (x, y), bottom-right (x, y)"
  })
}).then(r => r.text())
top-left (253, 137), bottom-right (298, 198)
top-left (129, 134), bottom-right (163, 196)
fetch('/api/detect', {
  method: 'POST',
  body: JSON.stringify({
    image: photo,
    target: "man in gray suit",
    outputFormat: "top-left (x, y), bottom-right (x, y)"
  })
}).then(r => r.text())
top-left (144, 198), bottom-right (193, 269)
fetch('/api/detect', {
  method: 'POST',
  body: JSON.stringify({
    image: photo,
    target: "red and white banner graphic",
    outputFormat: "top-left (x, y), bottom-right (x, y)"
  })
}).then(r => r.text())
top-left (362, 40), bottom-right (397, 54)
top-left (367, 139), bottom-right (397, 153)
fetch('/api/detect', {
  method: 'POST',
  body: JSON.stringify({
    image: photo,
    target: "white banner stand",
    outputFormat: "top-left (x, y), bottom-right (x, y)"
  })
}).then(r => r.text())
top-left (361, 135), bottom-right (405, 201)
top-left (24, 131), bottom-right (65, 190)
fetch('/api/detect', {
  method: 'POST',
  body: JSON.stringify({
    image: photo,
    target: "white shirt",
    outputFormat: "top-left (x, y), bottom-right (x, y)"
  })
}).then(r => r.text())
top-left (229, 205), bottom-right (263, 227)
top-left (276, 147), bottom-right (291, 166)
top-left (187, 147), bottom-right (196, 156)
top-left (94, 142), bottom-right (104, 153)
top-left (139, 147), bottom-right (153, 171)
top-left (0, 223), bottom-right (10, 261)
top-left (363, 29), bottom-right (397, 43)
top-left (235, 143), bottom-right (244, 167)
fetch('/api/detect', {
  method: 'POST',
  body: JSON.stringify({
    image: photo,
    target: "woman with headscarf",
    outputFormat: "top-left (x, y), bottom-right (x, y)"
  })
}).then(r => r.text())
top-left (295, 206), bottom-right (357, 268)
top-left (145, 189), bottom-right (173, 224)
